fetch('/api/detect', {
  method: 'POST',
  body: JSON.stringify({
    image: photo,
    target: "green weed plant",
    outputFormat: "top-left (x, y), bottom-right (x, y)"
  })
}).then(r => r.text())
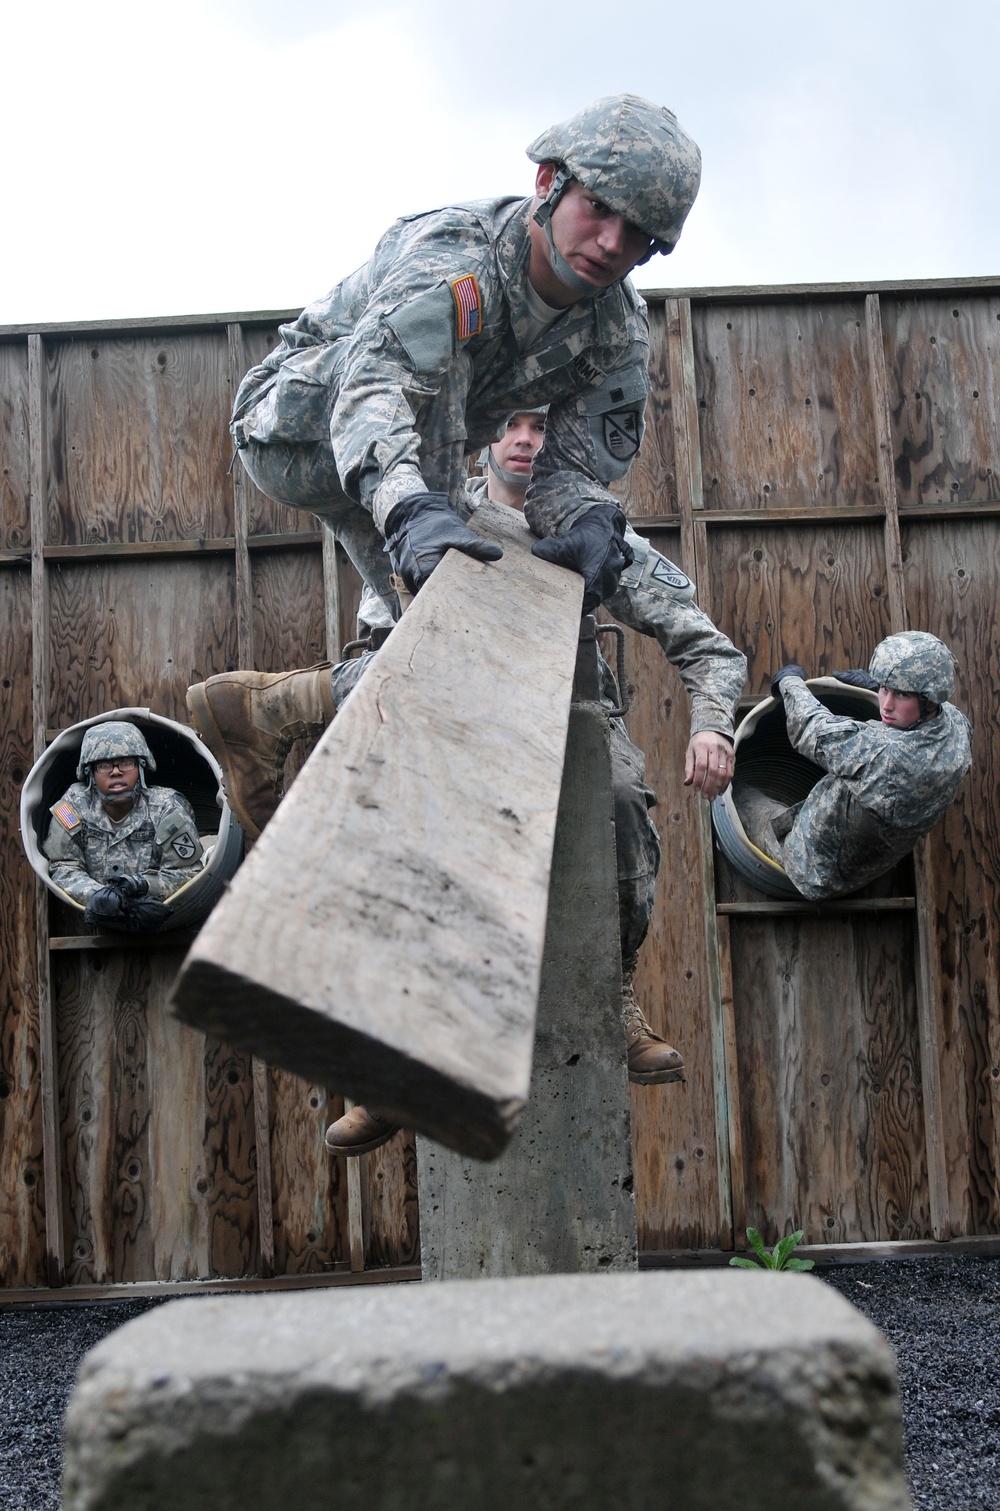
top-left (729, 1227), bottom-right (815, 1272)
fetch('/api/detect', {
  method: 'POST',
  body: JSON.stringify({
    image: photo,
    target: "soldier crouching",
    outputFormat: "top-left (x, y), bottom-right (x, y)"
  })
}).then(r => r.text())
top-left (44, 721), bottom-right (205, 932)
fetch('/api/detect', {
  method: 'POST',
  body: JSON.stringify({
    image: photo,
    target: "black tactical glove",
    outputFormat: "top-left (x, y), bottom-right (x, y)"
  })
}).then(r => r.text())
top-left (84, 885), bottom-right (127, 929)
top-left (770, 663), bottom-right (808, 695)
top-left (121, 898), bottom-right (172, 932)
top-left (383, 492), bottom-right (503, 596)
top-left (84, 876), bottom-right (169, 933)
top-left (830, 667), bottom-right (879, 691)
top-left (530, 504), bottom-right (634, 614)
top-left (107, 872), bottom-right (149, 900)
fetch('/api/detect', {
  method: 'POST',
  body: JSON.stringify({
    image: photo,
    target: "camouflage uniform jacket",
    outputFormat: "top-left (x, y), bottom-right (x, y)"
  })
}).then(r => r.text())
top-left (231, 198), bottom-right (650, 537)
top-left (43, 783), bottom-right (205, 906)
top-left (777, 677), bottom-right (972, 900)
top-left (465, 478), bottom-right (746, 738)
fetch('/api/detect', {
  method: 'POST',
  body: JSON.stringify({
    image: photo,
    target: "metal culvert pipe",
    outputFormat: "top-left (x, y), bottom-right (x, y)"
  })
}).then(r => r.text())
top-left (711, 677), bottom-right (880, 900)
top-left (20, 708), bottom-right (243, 930)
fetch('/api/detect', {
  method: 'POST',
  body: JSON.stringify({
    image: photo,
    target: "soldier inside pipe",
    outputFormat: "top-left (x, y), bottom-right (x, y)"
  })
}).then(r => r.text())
top-left (186, 95), bottom-right (747, 1153)
top-left (44, 721), bottom-right (205, 932)
top-left (738, 632), bottom-right (972, 902)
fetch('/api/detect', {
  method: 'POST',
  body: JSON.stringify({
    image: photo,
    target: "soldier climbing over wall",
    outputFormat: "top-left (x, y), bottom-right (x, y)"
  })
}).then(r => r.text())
top-left (738, 632), bottom-right (972, 901)
top-left (186, 94), bottom-right (747, 1153)
top-left (44, 721), bottom-right (205, 931)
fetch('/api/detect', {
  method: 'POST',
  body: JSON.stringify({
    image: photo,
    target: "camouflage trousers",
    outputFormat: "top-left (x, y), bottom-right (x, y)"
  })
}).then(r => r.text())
top-left (330, 657), bottom-right (661, 967)
top-left (239, 440), bottom-right (399, 623)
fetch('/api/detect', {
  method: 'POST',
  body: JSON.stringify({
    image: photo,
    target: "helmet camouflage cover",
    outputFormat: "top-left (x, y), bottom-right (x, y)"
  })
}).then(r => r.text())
top-left (869, 631), bottom-right (957, 705)
top-left (526, 93), bottom-right (702, 253)
top-left (77, 720), bottom-right (157, 782)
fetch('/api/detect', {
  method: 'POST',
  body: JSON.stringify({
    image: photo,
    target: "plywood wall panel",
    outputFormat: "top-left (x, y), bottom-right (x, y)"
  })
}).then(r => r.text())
top-left (267, 1074), bottom-right (350, 1274)
top-left (48, 558), bottom-right (237, 725)
top-left (882, 296), bottom-right (1000, 506)
top-left (0, 342), bottom-right (30, 550)
top-left (622, 568), bottom-right (725, 1250)
top-left (363, 1132), bottom-right (420, 1268)
top-left (0, 569), bottom-right (45, 1285)
top-left (731, 916), bottom-right (930, 1244)
top-left (694, 301), bottom-right (880, 511)
top-left (251, 547), bottom-right (326, 674)
top-left (614, 302), bottom-right (678, 518)
top-left (704, 521), bottom-right (891, 695)
top-left (44, 336), bottom-right (233, 546)
top-left (56, 950), bottom-right (259, 1283)
top-left (903, 519), bottom-right (1000, 1232)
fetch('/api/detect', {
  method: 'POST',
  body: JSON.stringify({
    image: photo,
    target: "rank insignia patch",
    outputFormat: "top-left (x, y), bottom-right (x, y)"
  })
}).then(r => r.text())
top-left (52, 800), bottom-right (82, 832)
top-left (651, 558), bottom-right (692, 591)
top-left (451, 275), bottom-right (482, 341)
top-left (604, 408), bottom-right (641, 461)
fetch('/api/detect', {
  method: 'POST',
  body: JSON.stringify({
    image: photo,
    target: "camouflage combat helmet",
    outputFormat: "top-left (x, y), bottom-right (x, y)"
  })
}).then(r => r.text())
top-left (869, 631), bottom-right (956, 706)
top-left (527, 94), bottom-right (702, 296)
top-left (77, 720), bottom-right (157, 785)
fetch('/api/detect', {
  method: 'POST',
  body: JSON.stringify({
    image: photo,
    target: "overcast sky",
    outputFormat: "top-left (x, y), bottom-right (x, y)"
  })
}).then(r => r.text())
top-left (3, 0), bottom-right (997, 327)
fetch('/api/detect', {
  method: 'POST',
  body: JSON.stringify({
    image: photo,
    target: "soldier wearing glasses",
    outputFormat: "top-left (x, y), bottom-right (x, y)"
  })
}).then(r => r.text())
top-left (43, 721), bottom-right (204, 930)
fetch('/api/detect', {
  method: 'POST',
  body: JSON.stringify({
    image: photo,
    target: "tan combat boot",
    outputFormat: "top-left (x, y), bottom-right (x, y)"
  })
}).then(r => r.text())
top-left (622, 962), bottom-right (686, 1085)
top-left (186, 664), bottom-right (337, 839)
top-left (324, 1105), bottom-right (401, 1157)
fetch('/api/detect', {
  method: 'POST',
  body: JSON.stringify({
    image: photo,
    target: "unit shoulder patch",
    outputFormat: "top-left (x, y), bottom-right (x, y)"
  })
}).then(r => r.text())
top-left (651, 557), bottom-right (692, 591)
top-left (451, 274), bottom-right (482, 341)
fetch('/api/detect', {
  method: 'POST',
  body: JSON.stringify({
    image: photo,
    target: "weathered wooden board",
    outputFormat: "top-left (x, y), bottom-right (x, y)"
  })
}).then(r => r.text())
top-left (903, 519), bottom-right (1000, 1233)
top-left (0, 568), bottom-right (46, 1285)
top-left (693, 300), bottom-right (881, 511)
top-left (55, 949), bottom-right (260, 1282)
top-left (881, 295), bottom-right (1000, 506)
top-left (0, 341), bottom-right (30, 551)
top-left (172, 502), bottom-right (583, 1159)
top-left (730, 916), bottom-right (930, 1244)
top-left (266, 1071), bottom-right (350, 1275)
top-left (252, 548), bottom-right (327, 674)
top-left (49, 557), bottom-right (238, 725)
top-left (43, 334), bottom-right (233, 546)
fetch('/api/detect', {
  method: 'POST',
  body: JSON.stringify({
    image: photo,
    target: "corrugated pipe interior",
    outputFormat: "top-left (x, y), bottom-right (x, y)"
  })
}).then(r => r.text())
top-left (20, 708), bottom-right (244, 931)
top-left (711, 678), bottom-right (880, 900)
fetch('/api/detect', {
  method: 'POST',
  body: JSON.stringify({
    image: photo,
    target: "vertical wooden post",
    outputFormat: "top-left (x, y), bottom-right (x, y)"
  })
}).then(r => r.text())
top-left (322, 526), bottom-right (343, 665)
top-left (665, 298), bottom-right (734, 1246)
top-left (226, 323), bottom-right (275, 1276)
top-left (865, 293), bottom-right (950, 1240)
top-left (28, 333), bottom-right (64, 1286)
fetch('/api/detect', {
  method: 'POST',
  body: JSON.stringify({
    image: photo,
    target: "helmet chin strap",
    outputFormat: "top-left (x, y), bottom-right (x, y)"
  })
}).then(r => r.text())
top-left (532, 167), bottom-right (599, 301)
top-left (487, 448), bottom-right (529, 489)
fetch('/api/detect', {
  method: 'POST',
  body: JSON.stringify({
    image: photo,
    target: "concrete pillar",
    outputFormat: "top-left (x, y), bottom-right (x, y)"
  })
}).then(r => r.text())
top-left (62, 1272), bottom-right (912, 1511)
top-left (417, 700), bottom-right (637, 1278)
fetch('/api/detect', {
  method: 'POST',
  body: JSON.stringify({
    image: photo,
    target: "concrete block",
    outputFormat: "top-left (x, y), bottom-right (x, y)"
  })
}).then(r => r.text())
top-left (418, 704), bottom-right (636, 1278)
top-left (63, 1272), bottom-right (911, 1511)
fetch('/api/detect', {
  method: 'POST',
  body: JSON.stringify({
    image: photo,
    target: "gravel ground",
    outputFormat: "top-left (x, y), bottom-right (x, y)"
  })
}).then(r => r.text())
top-left (0, 1257), bottom-right (997, 1509)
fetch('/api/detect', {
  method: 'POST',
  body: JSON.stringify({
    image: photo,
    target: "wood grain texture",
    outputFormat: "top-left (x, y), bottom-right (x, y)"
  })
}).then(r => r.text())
top-left (730, 916), bottom-right (930, 1244)
top-left (0, 341), bottom-right (30, 550)
top-left (881, 294), bottom-right (1000, 506)
top-left (251, 547), bottom-right (327, 674)
top-left (44, 335), bottom-right (233, 545)
top-left (362, 1130), bottom-right (420, 1269)
top-left (173, 502), bottom-right (584, 1159)
top-left (267, 1072), bottom-right (350, 1276)
top-left (48, 557), bottom-right (238, 725)
top-left (703, 521), bottom-right (891, 696)
top-left (0, 569), bottom-right (46, 1285)
top-left (903, 520), bottom-right (1000, 1234)
top-left (55, 949), bottom-right (260, 1283)
top-left (611, 302), bottom-right (678, 518)
top-left (622, 591), bottom-right (724, 1251)
top-left (694, 301), bottom-right (881, 511)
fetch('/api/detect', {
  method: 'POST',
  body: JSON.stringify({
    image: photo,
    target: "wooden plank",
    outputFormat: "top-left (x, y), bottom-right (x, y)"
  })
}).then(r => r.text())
top-left (322, 524), bottom-right (342, 663)
top-left (730, 915), bottom-right (930, 1246)
top-left (28, 334), bottom-right (64, 1287)
top-left (865, 294), bottom-right (907, 633)
top-left (0, 341), bottom-right (30, 550)
top-left (716, 916), bottom-right (746, 1242)
top-left (718, 899), bottom-right (916, 916)
top-left (267, 1074), bottom-right (351, 1275)
top-left (693, 299), bottom-right (881, 512)
top-left (43, 333), bottom-right (234, 547)
top-left (0, 1266), bottom-right (421, 1308)
top-left (172, 502), bottom-right (583, 1159)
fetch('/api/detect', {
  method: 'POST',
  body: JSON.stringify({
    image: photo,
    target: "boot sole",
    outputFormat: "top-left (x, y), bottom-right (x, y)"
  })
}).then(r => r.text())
top-left (186, 681), bottom-right (262, 841)
top-left (324, 1125), bottom-right (401, 1158)
top-left (629, 1066), bottom-right (686, 1086)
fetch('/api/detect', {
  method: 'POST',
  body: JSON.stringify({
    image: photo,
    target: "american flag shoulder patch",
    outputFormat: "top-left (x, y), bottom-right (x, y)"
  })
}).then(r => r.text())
top-left (53, 800), bottom-right (82, 831)
top-left (451, 274), bottom-right (482, 341)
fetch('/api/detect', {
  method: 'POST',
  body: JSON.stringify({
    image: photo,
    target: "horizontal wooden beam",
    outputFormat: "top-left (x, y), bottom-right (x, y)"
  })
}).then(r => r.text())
top-left (49, 932), bottom-right (201, 952)
top-left (0, 1265), bottom-right (421, 1308)
top-left (717, 898), bottom-right (916, 916)
top-left (41, 531), bottom-right (321, 563)
top-left (641, 273), bottom-right (1000, 306)
top-left (0, 310), bottom-right (299, 343)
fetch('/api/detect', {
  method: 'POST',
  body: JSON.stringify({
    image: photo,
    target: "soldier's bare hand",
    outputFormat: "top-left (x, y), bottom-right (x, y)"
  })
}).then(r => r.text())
top-left (684, 731), bottom-right (735, 800)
